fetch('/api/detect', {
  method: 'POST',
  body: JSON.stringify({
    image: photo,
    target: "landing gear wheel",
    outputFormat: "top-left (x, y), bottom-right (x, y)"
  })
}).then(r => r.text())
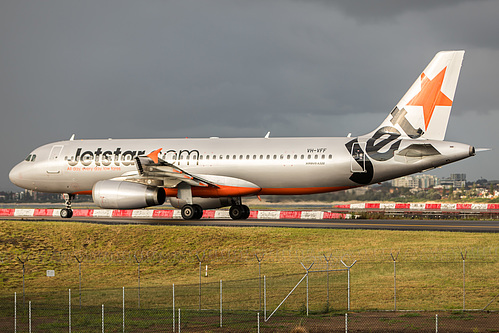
top-left (193, 204), bottom-right (204, 219)
top-left (182, 204), bottom-right (202, 220)
top-left (241, 205), bottom-right (250, 219)
top-left (229, 205), bottom-right (246, 220)
top-left (60, 208), bottom-right (73, 218)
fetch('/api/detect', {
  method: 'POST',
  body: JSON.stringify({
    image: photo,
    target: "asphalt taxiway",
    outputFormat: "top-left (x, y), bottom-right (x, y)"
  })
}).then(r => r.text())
top-left (3, 216), bottom-right (499, 232)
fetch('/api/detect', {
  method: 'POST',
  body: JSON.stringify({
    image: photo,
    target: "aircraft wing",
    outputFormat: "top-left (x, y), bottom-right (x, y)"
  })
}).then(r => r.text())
top-left (131, 150), bottom-right (217, 188)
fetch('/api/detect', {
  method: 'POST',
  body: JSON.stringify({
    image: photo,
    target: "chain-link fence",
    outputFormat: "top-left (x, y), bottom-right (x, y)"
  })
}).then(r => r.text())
top-left (2, 297), bottom-right (499, 332)
top-left (1, 247), bottom-right (498, 331)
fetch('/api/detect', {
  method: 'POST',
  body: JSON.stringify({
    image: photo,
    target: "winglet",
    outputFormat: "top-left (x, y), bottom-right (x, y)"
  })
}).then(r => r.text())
top-left (147, 148), bottom-right (163, 164)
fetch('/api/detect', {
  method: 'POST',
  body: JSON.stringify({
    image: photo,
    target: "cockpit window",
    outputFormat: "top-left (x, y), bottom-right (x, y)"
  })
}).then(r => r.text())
top-left (25, 154), bottom-right (36, 162)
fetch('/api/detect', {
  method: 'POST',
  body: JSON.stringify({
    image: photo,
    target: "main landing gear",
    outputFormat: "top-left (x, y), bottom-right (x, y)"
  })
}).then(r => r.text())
top-left (181, 204), bottom-right (204, 220)
top-left (180, 203), bottom-right (251, 220)
top-left (229, 204), bottom-right (250, 220)
top-left (60, 193), bottom-right (74, 218)
top-left (180, 204), bottom-right (251, 220)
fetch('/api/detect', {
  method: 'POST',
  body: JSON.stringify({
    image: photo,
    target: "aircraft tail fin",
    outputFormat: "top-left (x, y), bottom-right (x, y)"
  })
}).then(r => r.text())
top-left (372, 50), bottom-right (465, 141)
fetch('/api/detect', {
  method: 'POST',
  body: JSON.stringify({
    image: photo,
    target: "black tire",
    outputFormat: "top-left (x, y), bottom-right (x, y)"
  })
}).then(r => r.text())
top-left (181, 205), bottom-right (196, 220)
top-left (229, 205), bottom-right (244, 220)
top-left (60, 208), bottom-right (73, 218)
top-left (241, 205), bottom-right (250, 219)
top-left (193, 204), bottom-right (204, 219)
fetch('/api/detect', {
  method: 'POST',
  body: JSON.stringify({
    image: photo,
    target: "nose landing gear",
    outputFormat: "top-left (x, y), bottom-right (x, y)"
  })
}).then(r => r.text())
top-left (60, 193), bottom-right (74, 218)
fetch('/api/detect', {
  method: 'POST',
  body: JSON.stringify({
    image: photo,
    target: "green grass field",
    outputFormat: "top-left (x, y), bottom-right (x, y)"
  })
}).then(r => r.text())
top-left (1, 220), bottom-right (498, 311)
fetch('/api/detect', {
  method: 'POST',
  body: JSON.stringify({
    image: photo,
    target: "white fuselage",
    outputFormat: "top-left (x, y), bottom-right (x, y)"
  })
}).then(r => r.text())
top-left (9, 135), bottom-right (474, 197)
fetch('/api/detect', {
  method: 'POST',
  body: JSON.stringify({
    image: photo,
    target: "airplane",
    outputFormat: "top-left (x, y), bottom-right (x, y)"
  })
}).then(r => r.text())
top-left (9, 50), bottom-right (476, 220)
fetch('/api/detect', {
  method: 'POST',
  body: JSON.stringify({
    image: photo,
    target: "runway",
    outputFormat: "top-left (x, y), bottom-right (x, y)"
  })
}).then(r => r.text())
top-left (3, 216), bottom-right (499, 232)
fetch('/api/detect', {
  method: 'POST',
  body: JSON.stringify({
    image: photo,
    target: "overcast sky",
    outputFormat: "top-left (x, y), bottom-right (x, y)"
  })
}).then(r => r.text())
top-left (1, 0), bottom-right (498, 191)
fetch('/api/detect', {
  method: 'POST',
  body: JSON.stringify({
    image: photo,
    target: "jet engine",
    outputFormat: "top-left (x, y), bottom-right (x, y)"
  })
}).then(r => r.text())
top-left (169, 197), bottom-right (231, 209)
top-left (92, 180), bottom-right (165, 209)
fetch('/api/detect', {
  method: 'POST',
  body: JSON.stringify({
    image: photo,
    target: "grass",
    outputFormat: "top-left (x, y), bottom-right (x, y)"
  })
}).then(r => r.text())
top-left (0, 220), bottom-right (498, 311)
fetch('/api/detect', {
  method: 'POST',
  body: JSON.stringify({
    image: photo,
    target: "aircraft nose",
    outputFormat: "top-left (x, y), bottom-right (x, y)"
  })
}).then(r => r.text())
top-left (9, 163), bottom-right (25, 187)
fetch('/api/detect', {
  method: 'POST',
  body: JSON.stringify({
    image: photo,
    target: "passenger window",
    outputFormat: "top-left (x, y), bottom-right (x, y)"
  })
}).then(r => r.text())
top-left (246, 155), bottom-right (250, 159)
top-left (328, 154), bottom-right (333, 159)
top-left (260, 155), bottom-right (263, 159)
top-left (253, 155), bottom-right (256, 159)
top-left (301, 155), bottom-right (304, 159)
top-left (287, 155), bottom-right (290, 159)
top-left (213, 155), bottom-right (217, 160)
top-left (321, 155), bottom-right (325, 159)
top-left (307, 154), bottom-right (311, 159)
top-left (227, 155), bottom-right (231, 159)
top-left (314, 155), bottom-right (318, 159)
top-left (294, 154), bottom-right (297, 159)
top-left (266, 155), bottom-right (270, 159)
top-left (206, 155), bottom-right (209, 160)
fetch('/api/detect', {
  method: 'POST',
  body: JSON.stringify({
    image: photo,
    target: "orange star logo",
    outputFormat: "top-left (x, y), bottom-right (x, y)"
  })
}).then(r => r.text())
top-left (407, 67), bottom-right (453, 130)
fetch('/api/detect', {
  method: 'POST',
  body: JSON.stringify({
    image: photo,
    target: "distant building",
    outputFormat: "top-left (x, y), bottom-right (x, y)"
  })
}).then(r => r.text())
top-left (441, 173), bottom-right (466, 188)
top-left (392, 174), bottom-right (440, 189)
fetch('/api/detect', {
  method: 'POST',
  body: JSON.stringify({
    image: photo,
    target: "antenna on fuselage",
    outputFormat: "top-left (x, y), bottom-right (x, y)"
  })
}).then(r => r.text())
top-left (70, 134), bottom-right (75, 141)
top-left (264, 131), bottom-right (270, 139)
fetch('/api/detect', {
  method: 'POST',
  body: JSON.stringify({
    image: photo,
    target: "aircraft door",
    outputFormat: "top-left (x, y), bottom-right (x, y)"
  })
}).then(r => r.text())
top-left (47, 145), bottom-right (64, 174)
top-left (350, 142), bottom-right (367, 173)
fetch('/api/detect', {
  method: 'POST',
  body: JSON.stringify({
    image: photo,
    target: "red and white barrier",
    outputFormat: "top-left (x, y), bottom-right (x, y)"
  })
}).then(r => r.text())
top-left (1, 203), bottom-right (497, 220)
top-left (0, 208), bottom-right (348, 219)
top-left (334, 203), bottom-right (499, 211)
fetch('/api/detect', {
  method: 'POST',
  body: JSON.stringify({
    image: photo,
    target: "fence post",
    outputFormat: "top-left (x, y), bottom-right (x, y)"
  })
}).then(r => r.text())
top-left (257, 312), bottom-right (260, 333)
top-left (301, 262), bottom-right (314, 316)
top-left (69, 289), bottom-right (71, 333)
top-left (195, 253), bottom-right (205, 311)
top-left (17, 255), bottom-right (29, 305)
top-left (255, 254), bottom-right (265, 312)
top-left (178, 308), bottom-right (181, 333)
top-left (435, 313), bottom-right (438, 333)
top-left (102, 304), bottom-right (104, 333)
top-left (341, 260), bottom-right (357, 311)
top-left (391, 252), bottom-right (399, 311)
top-left (460, 250), bottom-right (467, 311)
top-left (264, 275), bottom-right (267, 321)
top-left (220, 279), bottom-right (223, 328)
top-left (173, 284), bottom-right (175, 332)
top-left (122, 287), bottom-right (125, 333)
top-left (14, 292), bottom-right (17, 333)
top-left (29, 301), bottom-right (31, 333)
top-left (345, 312), bottom-right (348, 333)
top-left (323, 253), bottom-right (333, 308)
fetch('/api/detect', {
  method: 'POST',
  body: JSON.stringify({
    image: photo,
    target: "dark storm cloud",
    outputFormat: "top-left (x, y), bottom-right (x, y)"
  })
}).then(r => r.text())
top-left (1, 0), bottom-right (498, 190)
top-left (318, 0), bottom-right (486, 22)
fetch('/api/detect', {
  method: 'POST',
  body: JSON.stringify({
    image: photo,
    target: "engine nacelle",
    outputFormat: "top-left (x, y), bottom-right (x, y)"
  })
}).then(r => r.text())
top-left (169, 197), bottom-right (231, 209)
top-left (92, 180), bottom-right (165, 209)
